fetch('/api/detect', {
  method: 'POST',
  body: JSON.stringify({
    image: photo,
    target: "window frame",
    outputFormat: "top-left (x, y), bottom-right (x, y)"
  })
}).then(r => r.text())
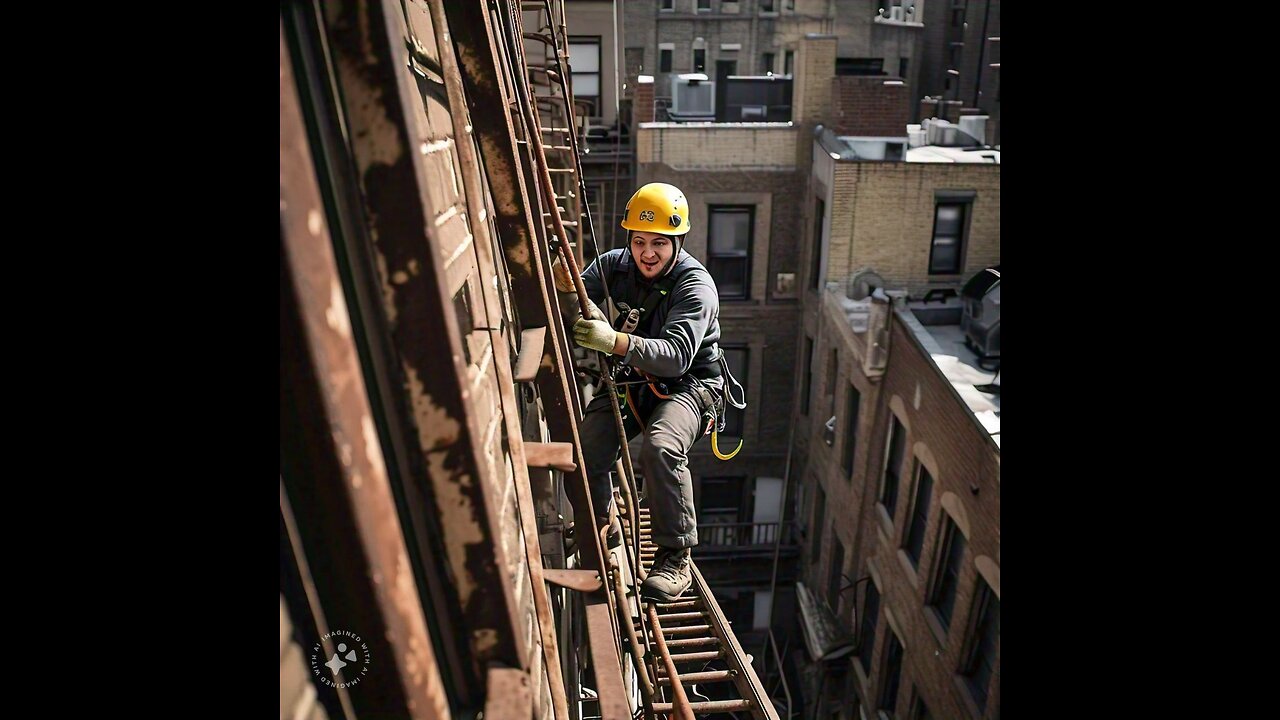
top-left (707, 204), bottom-right (755, 300)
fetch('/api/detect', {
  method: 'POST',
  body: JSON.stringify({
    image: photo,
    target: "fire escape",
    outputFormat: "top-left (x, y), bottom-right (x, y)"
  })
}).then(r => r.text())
top-left (280, 1), bottom-right (782, 718)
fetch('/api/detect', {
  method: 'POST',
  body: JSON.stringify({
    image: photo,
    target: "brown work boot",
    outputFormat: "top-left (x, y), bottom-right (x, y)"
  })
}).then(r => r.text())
top-left (641, 546), bottom-right (692, 602)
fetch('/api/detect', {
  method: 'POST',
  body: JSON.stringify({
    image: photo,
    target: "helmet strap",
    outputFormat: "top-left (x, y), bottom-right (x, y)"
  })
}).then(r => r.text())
top-left (659, 234), bottom-right (684, 278)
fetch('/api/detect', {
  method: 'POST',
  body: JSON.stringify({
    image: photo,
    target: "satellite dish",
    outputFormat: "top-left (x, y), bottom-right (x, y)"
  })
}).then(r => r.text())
top-left (848, 268), bottom-right (886, 301)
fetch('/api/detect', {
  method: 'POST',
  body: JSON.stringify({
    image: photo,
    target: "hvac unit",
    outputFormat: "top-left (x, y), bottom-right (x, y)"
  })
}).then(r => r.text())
top-left (961, 265), bottom-right (1000, 364)
top-left (670, 73), bottom-right (715, 121)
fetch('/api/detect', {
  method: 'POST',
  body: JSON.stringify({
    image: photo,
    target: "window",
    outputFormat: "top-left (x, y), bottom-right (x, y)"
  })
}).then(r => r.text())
top-left (659, 48), bottom-right (673, 73)
top-left (927, 515), bottom-right (967, 629)
top-left (693, 49), bottom-right (707, 73)
top-left (952, 8), bottom-right (965, 26)
top-left (858, 581), bottom-right (880, 674)
top-left (625, 47), bottom-right (645, 85)
top-left (835, 57), bottom-right (884, 76)
top-left (714, 591), bottom-right (754, 629)
top-left (879, 631), bottom-right (904, 714)
top-left (881, 416), bottom-right (906, 518)
top-left (903, 463), bottom-right (933, 566)
top-left (708, 205), bottom-right (753, 299)
top-left (810, 483), bottom-right (825, 560)
top-left (761, 0), bottom-right (776, 11)
top-left (568, 37), bottom-right (601, 117)
top-left (762, 52), bottom-right (774, 73)
top-left (948, 44), bottom-right (963, 69)
top-left (898, 57), bottom-right (909, 78)
top-left (841, 385), bottom-right (860, 476)
top-left (810, 195), bottom-right (825, 289)
top-left (716, 59), bottom-right (737, 78)
top-left (784, 50), bottom-right (794, 76)
top-left (721, 347), bottom-right (748, 437)
top-left (929, 200), bottom-right (970, 274)
top-left (802, 337), bottom-right (814, 415)
top-left (660, 0), bottom-right (674, 10)
top-left (961, 580), bottom-right (1000, 713)
top-left (698, 0), bottom-right (711, 10)
top-left (700, 476), bottom-right (747, 531)
top-left (827, 540), bottom-right (845, 611)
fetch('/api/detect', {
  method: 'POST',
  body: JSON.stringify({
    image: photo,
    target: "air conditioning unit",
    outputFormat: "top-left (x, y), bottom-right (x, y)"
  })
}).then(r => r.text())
top-left (961, 266), bottom-right (1000, 361)
top-left (958, 115), bottom-right (989, 145)
top-left (670, 74), bottom-right (715, 121)
top-left (889, 5), bottom-right (905, 21)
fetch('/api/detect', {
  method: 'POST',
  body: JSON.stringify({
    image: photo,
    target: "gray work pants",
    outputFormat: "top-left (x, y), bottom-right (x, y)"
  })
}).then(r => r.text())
top-left (578, 384), bottom-right (710, 549)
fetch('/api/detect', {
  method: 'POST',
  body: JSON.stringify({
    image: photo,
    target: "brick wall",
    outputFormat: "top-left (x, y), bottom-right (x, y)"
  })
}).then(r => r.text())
top-left (636, 123), bottom-right (797, 170)
top-left (634, 76), bottom-right (655, 126)
top-left (822, 161), bottom-right (1000, 298)
top-left (794, 35), bottom-right (836, 125)
top-left (799, 292), bottom-right (1000, 720)
top-left (831, 75), bottom-right (911, 136)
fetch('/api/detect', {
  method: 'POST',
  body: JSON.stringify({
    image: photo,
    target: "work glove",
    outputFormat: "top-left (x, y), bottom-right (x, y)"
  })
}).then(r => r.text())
top-left (573, 317), bottom-right (620, 354)
top-left (584, 298), bottom-right (606, 322)
top-left (551, 258), bottom-right (575, 294)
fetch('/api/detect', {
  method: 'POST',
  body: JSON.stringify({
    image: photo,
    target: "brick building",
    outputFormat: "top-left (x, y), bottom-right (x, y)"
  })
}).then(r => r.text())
top-left (791, 285), bottom-right (1000, 719)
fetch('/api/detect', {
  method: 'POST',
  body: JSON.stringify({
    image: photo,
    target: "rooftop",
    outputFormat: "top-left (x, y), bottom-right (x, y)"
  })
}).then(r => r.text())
top-left (834, 293), bottom-right (1000, 447)
top-left (814, 120), bottom-right (1000, 164)
top-left (900, 304), bottom-right (1001, 446)
top-left (906, 145), bottom-right (1001, 164)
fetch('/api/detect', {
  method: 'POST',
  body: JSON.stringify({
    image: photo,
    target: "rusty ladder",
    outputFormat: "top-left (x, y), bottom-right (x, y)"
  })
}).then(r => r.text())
top-left (507, 2), bottom-right (782, 718)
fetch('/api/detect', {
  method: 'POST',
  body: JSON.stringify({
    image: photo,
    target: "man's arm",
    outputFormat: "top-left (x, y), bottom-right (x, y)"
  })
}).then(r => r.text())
top-left (555, 251), bottom-right (612, 320)
top-left (621, 272), bottom-right (717, 378)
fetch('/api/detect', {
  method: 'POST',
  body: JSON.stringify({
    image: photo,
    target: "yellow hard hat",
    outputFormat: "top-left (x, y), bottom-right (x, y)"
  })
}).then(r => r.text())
top-left (620, 182), bottom-right (690, 235)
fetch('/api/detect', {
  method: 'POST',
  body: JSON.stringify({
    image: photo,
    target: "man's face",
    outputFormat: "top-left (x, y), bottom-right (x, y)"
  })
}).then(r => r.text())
top-left (630, 231), bottom-right (675, 280)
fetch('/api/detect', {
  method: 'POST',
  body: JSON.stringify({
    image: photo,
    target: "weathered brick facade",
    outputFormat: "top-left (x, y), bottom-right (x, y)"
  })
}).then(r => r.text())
top-left (831, 75), bottom-right (912, 137)
top-left (796, 291), bottom-right (1000, 719)
top-left (813, 159), bottom-right (1000, 299)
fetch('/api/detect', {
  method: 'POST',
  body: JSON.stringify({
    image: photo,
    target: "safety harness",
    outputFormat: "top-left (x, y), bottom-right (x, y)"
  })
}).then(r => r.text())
top-left (607, 256), bottom-right (747, 460)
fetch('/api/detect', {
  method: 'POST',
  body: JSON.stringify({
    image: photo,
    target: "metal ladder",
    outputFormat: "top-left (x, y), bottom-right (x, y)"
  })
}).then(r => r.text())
top-left (613, 498), bottom-right (781, 719)
top-left (484, 1), bottom-right (783, 717)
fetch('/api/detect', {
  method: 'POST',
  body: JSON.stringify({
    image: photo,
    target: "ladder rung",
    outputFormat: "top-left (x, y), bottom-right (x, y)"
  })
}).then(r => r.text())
top-left (655, 611), bottom-right (705, 622)
top-left (653, 699), bottom-right (753, 713)
top-left (512, 327), bottom-right (546, 382)
top-left (655, 600), bottom-right (699, 610)
top-left (547, 167), bottom-right (576, 173)
top-left (524, 441), bottom-right (576, 472)
top-left (663, 636), bottom-right (720, 649)
top-left (646, 624), bottom-right (711, 637)
top-left (656, 669), bottom-right (736, 685)
top-left (541, 127), bottom-right (571, 133)
top-left (666, 650), bottom-right (724, 664)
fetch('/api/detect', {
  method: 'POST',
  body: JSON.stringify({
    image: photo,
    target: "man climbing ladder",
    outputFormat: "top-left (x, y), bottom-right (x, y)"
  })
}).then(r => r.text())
top-left (554, 182), bottom-right (745, 602)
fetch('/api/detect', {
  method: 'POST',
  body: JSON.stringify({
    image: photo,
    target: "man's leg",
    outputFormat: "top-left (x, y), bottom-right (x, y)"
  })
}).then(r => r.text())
top-left (639, 390), bottom-right (706, 601)
top-left (578, 390), bottom-right (624, 525)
